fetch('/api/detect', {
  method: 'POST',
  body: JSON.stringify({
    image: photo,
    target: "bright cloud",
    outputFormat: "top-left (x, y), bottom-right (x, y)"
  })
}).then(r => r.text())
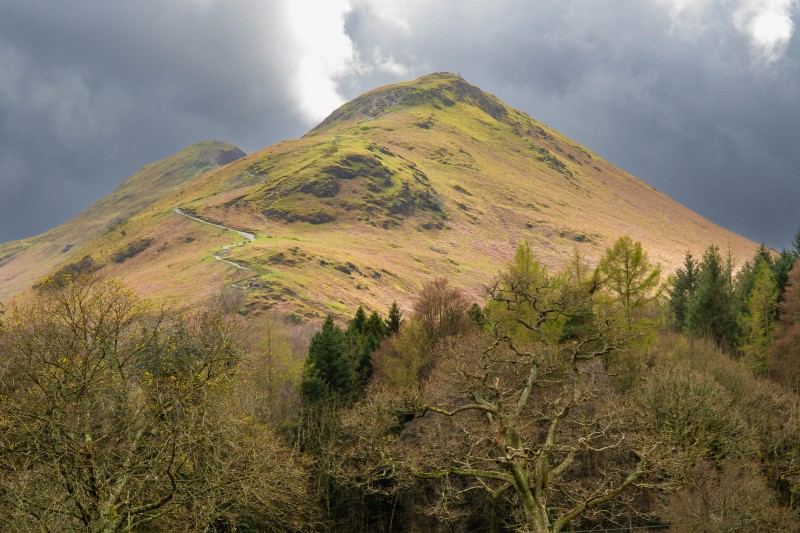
top-left (285, 0), bottom-right (358, 122)
top-left (658, 0), bottom-right (797, 64)
top-left (734, 0), bottom-right (796, 64)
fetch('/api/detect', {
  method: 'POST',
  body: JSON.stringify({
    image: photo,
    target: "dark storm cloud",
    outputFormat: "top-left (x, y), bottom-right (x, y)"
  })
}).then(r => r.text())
top-left (1, 0), bottom-right (799, 250)
top-left (0, 0), bottom-right (304, 242)
top-left (341, 0), bottom-right (800, 249)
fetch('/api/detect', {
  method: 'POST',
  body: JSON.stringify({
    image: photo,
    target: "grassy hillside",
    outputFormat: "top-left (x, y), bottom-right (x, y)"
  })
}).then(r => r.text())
top-left (0, 141), bottom-right (245, 301)
top-left (1, 74), bottom-right (761, 318)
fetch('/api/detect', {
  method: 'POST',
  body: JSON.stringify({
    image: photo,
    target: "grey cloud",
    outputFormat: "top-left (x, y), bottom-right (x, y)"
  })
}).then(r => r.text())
top-left (342, 0), bottom-right (800, 248)
top-left (0, 0), bottom-right (305, 241)
top-left (1, 0), bottom-right (799, 251)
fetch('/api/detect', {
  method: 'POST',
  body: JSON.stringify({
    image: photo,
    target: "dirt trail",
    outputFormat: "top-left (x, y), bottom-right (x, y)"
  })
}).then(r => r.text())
top-left (172, 207), bottom-right (255, 271)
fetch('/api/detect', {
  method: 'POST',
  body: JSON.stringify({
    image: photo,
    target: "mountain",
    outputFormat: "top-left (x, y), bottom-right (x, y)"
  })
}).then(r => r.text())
top-left (0, 74), bottom-right (759, 317)
top-left (0, 141), bottom-right (245, 302)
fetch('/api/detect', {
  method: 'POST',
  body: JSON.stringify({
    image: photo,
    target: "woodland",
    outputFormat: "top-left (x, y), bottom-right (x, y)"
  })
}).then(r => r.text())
top-left (1, 234), bottom-right (800, 532)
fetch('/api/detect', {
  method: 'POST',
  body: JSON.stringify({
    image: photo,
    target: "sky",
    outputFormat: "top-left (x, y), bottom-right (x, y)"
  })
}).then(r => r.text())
top-left (1, 0), bottom-right (799, 249)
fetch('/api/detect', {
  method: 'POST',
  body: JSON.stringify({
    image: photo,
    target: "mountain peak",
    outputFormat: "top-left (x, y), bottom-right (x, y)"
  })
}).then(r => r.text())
top-left (309, 72), bottom-right (508, 135)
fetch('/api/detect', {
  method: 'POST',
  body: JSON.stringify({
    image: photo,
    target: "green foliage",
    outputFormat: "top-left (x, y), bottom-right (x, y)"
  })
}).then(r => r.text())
top-left (387, 301), bottom-right (403, 334)
top-left (739, 260), bottom-right (779, 373)
top-left (597, 235), bottom-right (662, 329)
top-left (372, 318), bottom-right (432, 388)
top-left (302, 316), bottom-right (352, 402)
top-left (771, 248), bottom-right (795, 297)
top-left (686, 246), bottom-right (736, 350)
top-left (667, 251), bottom-right (697, 331)
top-left (486, 241), bottom-right (569, 343)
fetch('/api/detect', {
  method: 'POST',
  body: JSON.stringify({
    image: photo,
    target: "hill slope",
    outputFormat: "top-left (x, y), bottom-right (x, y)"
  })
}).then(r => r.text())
top-left (0, 74), bottom-right (759, 317)
top-left (0, 141), bottom-right (245, 301)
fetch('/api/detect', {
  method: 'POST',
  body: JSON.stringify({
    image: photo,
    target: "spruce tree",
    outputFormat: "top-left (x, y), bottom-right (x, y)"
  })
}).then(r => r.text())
top-left (667, 251), bottom-right (697, 331)
top-left (387, 302), bottom-right (403, 334)
top-left (302, 316), bottom-right (352, 402)
top-left (349, 306), bottom-right (367, 335)
top-left (687, 246), bottom-right (736, 350)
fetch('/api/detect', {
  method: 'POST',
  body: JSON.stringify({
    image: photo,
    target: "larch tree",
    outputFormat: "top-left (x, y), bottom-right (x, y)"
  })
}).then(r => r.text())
top-left (597, 236), bottom-right (662, 329)
top-left (739, 260), bottom-right (779, 373)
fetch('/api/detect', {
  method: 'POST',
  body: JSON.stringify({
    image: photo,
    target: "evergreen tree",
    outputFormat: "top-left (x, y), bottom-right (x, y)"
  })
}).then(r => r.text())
top-left (667, 251), bottom-right (697, 331)
top-left (301, 316), bottom-right (352, 402)
top-left (687, 246), bottom-right (736, 350)
top-left (349, 306), bottom-right (367, 335)
top-left (734, 244), bottom-right (773, 316)
top-left (364, 311), bottom-right (387, 340)
top-left (345, 309), bottom-right (389, 391)
top-left (387, 302), bottom-right (403, 334)
top-left (739, 260), bottom-right (779, 373)
top-left (771, 248), bottom-right (796, 298)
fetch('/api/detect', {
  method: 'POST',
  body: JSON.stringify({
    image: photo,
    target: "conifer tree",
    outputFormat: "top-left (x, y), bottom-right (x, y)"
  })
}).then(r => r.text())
top-left (597, 235), bottom-right (662, 329)
top-left (667, 251), bottom-right (697, 331)
top-left (302, 316), bottom-right (352, 402)
top-left (771, 248), bottom-right (795, 298)
top-left (350, 306), bottom-right (367, 334)
top-left (387, 302), bottom-right (403, 334)
top-left (687, 246), bottom-right (736, 350)
top-left (739, 260), bottom-right (779, 373)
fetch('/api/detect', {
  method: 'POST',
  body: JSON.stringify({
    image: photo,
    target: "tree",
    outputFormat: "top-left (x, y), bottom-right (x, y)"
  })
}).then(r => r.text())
top-left (769, 262), bottom-right (800, 391)
top-left (739, 260), bottom-right (779, 373)
top-left (400, 244), bottom-right (659, 532)
top-left (413, 277), bottom-right (470, 341)
top-left (597, 236), bottom-right (662, 329)
top-left (667, 251), bottom-right (697, 331)
top-left (301, 316), bottom-right (352, 402)
top-left (0, 274), bottom-right (313, 531)
top-left (686, 246), bottom-right (736, 350)
top-left (387, 301), bottom-right (403, 334)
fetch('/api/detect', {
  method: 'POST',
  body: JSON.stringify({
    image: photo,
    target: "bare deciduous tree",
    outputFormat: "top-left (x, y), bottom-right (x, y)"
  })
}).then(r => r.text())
top-left (0, 275), bottom-right (313, 532)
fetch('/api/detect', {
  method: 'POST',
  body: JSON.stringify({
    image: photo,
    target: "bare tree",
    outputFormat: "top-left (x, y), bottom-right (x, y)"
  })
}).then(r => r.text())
top-left (413, 277), bottom-right (470, 342)
top-left (401, 243), bottom-right (660, 532)
top-left (0, 274), bottom-right (313, 532)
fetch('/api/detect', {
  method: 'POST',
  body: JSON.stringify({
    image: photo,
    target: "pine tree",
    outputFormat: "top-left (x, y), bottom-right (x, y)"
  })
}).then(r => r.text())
top-left (739, 260), bottom-right (779, 373)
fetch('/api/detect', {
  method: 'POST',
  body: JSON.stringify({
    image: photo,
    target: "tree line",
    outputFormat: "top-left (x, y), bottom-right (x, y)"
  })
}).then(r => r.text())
top-left (1, 235), bottom-right (799, 531)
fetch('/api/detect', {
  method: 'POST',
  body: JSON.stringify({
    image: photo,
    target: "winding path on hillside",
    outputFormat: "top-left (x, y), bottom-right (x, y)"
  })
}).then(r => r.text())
top-left (172, 207), bottom-right (255, 271)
